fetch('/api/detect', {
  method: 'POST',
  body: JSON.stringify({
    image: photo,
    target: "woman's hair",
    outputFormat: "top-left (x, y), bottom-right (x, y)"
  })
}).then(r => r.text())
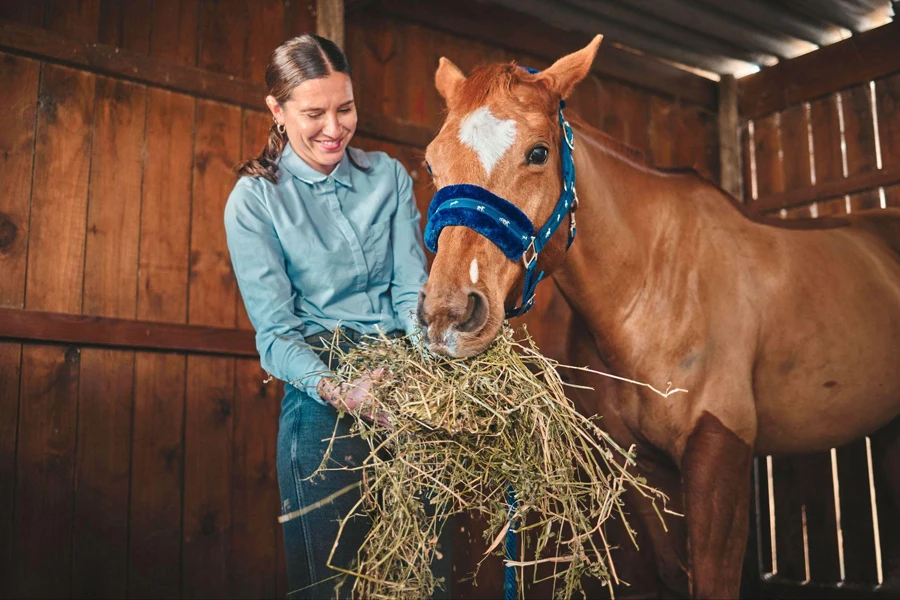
top-left (238, 34), bottom-right (365, 183)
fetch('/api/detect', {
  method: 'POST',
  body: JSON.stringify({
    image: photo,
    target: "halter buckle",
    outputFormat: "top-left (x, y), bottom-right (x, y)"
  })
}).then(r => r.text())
top-left (522, 237), bottom-right (538, 270)
top-left (571, 186), bottom-right (579, 212)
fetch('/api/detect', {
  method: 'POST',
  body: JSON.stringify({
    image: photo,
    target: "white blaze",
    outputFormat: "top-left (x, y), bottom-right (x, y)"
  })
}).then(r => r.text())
top-left (469, 258), bottom-right (479, 284)
top-left (458, 106), bottom-right (517, 176)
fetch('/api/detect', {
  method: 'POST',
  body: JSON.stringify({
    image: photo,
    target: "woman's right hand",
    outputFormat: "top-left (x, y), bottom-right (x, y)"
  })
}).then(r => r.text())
top-left (317, 367), bottom-right (391, 427)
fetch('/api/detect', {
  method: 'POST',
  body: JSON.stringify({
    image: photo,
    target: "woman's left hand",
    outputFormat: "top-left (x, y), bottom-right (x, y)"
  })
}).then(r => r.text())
top-left (318, 367), bottom-right (392, 428)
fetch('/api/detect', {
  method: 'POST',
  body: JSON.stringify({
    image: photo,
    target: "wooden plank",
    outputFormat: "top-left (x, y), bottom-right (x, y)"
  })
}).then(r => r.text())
top-left (231, 358), bottom-right (281, 598)
top-left (25, 63), bottom-right (94, 313)
top-left (12, 344), bottom-right (80, 597)
top-left (649, 94), bottom-right (675, 168)
top-left (128, 84), bottom-right (195, 600)
top-left (0, 52), bottom-right (39, 308)
top-left (751, 113), bottom-right (783, 201)
top-left (0, 307), bottom-right (257, 356)
top-left (137, 88), bottom-right (195, 324)
top-left (772, 456), bottom-right (808, 582)
top-left (70, 348), bottom-right (134, 598)
top-left (809, 95), bottom-right (843, 187)
top-left (188, 100), bottom-right (240, 329)
top-left (0, 19), bottom-right (434, 149)
top-left (0, 0), bottom-right (44, 26)
top-left (44, 0), bottom-right (101, 43)
top-left (796, 454), bottom-right (841, 583)
top-left (284, 0), bottom-right (316, 38)
top-left (355, 0), bottom-right (718, 109)
top-left (753, 165), bottom-right (900, 216)
top-left (740, 20), bottom-right (900, 119)
top-left (870, 420), bottom-right (900, 591)
top-left (877, 73), bottom-right (900, 208)
top-left (842, 84), bottom-right (881, 211)
top-left (718, 75), bottom-right (741, 199)
top-left (243, 0), bottom-right (284, 84)
top-left (198, 0), bottom-right (248, 77)
top-left (70, 74), bottom-right (146, 598)
top-left (182, 354), bottom-right (235, 599)
top-left (149, 0), bottom-right (200, 67)
top-left (317, 0), bottom-right (344, 50)
top-left (0, 342), bottom-right (22, 598)
top-left (128, 351), bottom-right (186, 599)
top-left (0, 19), bottom-right (262, 109)
top-left (183, 97), bottom-right (241, 598)
top-left (98, 0), bottom-right (152, 53)
top-left (780, 104), bottom-right (812, 192)
top-left (398, 22), bottom-right (438, 127)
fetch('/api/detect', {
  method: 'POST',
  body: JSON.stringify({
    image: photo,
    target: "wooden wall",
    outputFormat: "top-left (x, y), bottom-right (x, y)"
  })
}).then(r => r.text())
top-left (738, 21), bottom-right (900, 596)
top-left (0, 1), bottom-right (719, 598)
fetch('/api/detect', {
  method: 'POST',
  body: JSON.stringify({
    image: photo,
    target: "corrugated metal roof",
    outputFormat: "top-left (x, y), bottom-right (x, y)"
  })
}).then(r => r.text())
top-left (481, 0), bottom-right (896, 78)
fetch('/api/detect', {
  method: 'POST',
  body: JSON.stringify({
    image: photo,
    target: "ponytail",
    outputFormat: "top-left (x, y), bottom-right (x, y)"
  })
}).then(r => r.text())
top-left (237, 122), bottom-right (288, 183)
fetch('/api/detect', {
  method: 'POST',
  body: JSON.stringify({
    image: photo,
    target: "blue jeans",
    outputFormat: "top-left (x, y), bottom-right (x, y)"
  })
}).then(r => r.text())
top-left (276, 330), bottom-right (451, 599)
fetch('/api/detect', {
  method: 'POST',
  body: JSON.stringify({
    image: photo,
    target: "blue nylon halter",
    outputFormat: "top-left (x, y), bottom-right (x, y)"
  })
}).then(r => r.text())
top-left (423, 94), bottom-right (578, 319)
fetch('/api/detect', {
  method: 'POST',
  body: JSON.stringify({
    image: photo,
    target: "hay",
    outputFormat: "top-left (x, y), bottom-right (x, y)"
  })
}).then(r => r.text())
top-left (304, 326), bottom-right (668, 599)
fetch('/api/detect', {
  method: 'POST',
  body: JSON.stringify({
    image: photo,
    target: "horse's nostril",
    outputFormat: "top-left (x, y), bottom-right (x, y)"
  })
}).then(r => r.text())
top-left (457, 291), bottom-right (489, 333)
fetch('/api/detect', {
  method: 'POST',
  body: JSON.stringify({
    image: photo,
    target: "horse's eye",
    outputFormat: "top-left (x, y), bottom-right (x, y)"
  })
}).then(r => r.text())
top-left (425, 161), bottom-right (433, 176)
top-left (527, 145), bottom-right (549, 165)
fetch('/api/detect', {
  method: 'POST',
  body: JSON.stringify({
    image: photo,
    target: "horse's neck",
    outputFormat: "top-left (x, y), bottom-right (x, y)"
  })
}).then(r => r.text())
top-left (553, 134), bottom-right (676, 358)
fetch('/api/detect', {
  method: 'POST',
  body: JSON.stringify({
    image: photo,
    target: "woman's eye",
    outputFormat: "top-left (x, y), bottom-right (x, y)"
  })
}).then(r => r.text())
top-left (338, 108), bottom-right (352, 113)
top-left (306, 113), bottom-right (323, 119)
top-left (527, 145), bottom-right (549, 165)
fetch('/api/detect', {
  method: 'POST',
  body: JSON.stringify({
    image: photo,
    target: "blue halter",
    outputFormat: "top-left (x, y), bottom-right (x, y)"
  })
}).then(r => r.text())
top-left (423, 92), bottom-right (578, 318)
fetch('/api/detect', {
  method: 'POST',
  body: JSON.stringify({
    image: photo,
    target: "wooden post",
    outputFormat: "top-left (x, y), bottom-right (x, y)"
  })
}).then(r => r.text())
top-left (316, 0), bottom-right (344, 50)
top-left (718, 74), bottom-right (742, 202)
top-left (719, 75), bottom-right (744, 202)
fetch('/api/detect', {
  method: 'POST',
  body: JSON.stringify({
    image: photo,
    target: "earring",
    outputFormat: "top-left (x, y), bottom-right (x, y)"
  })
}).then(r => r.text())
top-left (273, 116), bottom-right (285, 135)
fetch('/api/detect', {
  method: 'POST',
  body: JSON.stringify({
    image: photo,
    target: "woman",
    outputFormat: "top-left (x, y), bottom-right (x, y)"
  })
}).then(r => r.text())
top-left (224, 35), bottom-right (428, 598)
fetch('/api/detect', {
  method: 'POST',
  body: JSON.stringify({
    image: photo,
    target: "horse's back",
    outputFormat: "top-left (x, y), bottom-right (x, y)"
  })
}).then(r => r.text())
top-left (846, 207), bottom-right (900, 259)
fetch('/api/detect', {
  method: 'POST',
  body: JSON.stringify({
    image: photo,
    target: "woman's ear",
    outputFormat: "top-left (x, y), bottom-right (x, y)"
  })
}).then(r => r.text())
top-left (266, 95), bottom-right (283, 123)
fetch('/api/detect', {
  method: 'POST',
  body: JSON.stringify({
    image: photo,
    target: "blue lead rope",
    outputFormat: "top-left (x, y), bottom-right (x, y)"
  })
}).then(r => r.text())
top-left (505, 486), bottom-right (518, 600)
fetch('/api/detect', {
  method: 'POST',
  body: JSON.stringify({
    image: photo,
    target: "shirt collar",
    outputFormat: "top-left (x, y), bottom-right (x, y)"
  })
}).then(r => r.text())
top-left (279, 142), bottom-right (356, 188)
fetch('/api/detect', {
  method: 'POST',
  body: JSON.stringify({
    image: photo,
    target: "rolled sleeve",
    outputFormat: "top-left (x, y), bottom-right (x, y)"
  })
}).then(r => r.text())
top-left (224, 181), bottom-right (331, 403)
top-left (389, 163), bottom-right (429, 336)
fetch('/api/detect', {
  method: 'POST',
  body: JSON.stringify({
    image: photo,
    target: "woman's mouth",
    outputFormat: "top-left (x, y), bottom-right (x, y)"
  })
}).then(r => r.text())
top-left (316, 138), bottom-right (343, 152)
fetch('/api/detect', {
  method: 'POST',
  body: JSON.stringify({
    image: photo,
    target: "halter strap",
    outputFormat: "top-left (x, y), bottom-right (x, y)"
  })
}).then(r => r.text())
top-left (424, 100), bottom-right (578, 318)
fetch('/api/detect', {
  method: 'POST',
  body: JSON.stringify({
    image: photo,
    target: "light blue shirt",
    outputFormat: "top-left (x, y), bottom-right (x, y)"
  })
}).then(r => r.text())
top-left (224, 143), bottom-right (428, 403)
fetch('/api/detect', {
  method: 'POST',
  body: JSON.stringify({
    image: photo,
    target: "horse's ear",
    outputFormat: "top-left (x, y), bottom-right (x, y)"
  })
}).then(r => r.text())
top-left (435, 57), bottom-right (466, 102)
top-left (536, 35), bottom-right (603, 99)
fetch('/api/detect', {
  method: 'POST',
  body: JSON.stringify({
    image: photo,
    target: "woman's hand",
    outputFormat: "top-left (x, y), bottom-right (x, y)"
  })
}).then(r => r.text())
top-left (317, 367), bottom-right (392, 428)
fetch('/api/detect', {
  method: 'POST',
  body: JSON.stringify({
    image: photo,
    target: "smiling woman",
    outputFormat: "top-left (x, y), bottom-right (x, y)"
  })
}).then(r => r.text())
top-left (225, 34), bottom-right (429, 599)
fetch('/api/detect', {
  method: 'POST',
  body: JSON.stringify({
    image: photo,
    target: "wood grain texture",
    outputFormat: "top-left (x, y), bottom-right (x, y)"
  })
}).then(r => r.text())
top-left (0, 0), bottom-right (44, 26)
top-left (780, 104), bottom-right (811, 192)
top-left (841, 84), bottom-right (881, 211)
top-left (149, 0), bottom-right (200, 66)
top-left (0, 342), bottom-right (22, 598)
top-left (198, 0), bottom-right (248, 77)
top-left (672, 101), bottom-right (718, 182)
top-left (129, 350), bottom-right (186, 599)
top-left (44, 0), bottom-right (101, 43)
top-left (12, 344), bottom-right (80, 597)
top-left (879, 73), bottom-right (900, 208)
top-left (25, 63), bottom-right (94, 313)
top-left (98, 0), bottom-right (152, 53)
top-left (182, 354), bottom-right (235, 599)
top-left (243, 0), bottom-right (284, 84)
top-left (138, 88), bottom-right (195, 324)
top-left (230, 358), bottom-right (281, 598)
top-left (0, 52), bottom-right (39, 308)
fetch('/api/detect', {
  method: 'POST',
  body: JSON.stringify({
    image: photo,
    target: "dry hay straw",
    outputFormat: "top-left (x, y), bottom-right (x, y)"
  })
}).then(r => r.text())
top-left (305, 326), bottom-right (670, 599)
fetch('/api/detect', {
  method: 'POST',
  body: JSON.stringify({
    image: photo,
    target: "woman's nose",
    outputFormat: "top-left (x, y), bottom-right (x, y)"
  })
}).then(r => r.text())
top-left (323, 114), bottom-right (341, 137)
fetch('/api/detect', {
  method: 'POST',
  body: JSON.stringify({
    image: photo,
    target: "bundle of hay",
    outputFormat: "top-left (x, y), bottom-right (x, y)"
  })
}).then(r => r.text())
top-left (308, 326), bottom-right (667, 599)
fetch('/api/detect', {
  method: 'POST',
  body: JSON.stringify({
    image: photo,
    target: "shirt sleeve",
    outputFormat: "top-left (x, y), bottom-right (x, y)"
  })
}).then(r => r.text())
top-left (389, 161), bottom-right (429, 336)
top-left (224, 180), bottom-right (332, 403)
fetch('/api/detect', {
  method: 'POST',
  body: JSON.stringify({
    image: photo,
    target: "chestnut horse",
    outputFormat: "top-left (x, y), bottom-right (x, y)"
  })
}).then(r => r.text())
top-left (416, 36), bottom-right (900, 598)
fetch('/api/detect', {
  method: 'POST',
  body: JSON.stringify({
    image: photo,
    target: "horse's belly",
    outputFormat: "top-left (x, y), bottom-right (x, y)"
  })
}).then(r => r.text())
top-left (753, 327), bottom-right (900, 455)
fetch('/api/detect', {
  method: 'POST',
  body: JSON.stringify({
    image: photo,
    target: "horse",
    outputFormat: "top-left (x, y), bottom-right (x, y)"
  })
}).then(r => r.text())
top-left (415, 35), bottom-right (900, 598)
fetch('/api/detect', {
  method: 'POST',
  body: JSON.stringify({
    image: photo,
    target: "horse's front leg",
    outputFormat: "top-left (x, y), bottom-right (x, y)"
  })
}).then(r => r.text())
top-left (679, 407), bottom-right (755, 599)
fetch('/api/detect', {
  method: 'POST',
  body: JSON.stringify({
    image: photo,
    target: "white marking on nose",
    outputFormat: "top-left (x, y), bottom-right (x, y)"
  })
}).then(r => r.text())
top-left (469, 258), bottom-right (479, 284)
top-left (458, 106), bottom-right (517, 176)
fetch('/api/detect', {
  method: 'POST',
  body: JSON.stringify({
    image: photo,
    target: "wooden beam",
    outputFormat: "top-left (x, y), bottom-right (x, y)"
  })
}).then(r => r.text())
top-left (355, 0), bottom-right (718, 109)
top-left (0, 308), bottom-right (258, 357)
top-left (316, 0), bottom-right (344, 50)
top-left (739, 19), bottom-right (900, 119)
top-left (0, 18), bottom-right (433, 149)
top-left (751, 163), bottom-right (900, 214)
top-left (718, 75), bottom-right (742, 201)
